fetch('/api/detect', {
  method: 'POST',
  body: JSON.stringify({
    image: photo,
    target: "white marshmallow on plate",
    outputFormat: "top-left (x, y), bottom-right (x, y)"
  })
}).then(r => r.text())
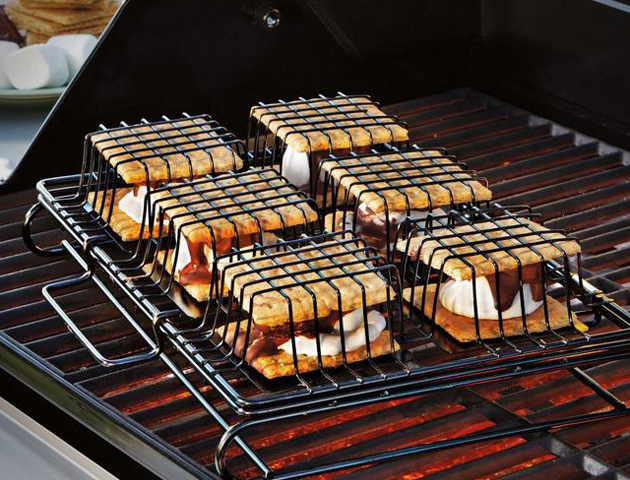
top-left (47, 34), bottom-right (97, 77)
top-left (0, 157), bottom-right (13, 183)
top-left (5, 44), bottom-right (69, 90)
top-left (0, 41), bottom-right (19, 89)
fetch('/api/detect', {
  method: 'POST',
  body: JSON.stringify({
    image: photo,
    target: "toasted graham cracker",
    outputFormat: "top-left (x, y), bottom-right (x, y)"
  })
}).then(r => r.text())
top-left (6, 2), bottom-right (115, 37)
top-left (25, 31), bottom-right (50, 44)
top-left (87, 188), bottom-right (165, 241)
top-left (218, 322), bottom-right (399, 379)
top-left (319, 150), bottom-right (492, 213)
top-left (25, 22), bottom-right (107, 40)
top-left (21, 0), bottom-right (110, 9)
top-left (24, 0), bottom-right (105, 6)
top-left (9, 9), bottom-right (109, 36)
top-left (7, 0), bottom-right (117, 25)
top-left (90, 118), bottom-right (244, 185)
top-left (403, 285), bottom-right (586, 343)
top-left (86, 172), bottom-right (315, 245)
top-left (251, 95), bottom-right (408, 153)
top-left (398, 217), bottom-right (581, 281)
top-left (150, 170), bottom-right (318, 246)
top-left (218, 241), bottom-right (394, 327)
top-left (324, 211), bottom-right (354, 234)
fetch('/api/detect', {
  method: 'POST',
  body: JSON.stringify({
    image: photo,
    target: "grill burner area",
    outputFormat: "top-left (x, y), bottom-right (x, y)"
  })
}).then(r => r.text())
top-left (2, 89), bottom-right (630, 479)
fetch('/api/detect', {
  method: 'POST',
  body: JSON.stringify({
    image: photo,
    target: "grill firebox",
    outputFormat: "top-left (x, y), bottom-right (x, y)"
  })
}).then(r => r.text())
top-left (2, 89), bottom-right (630, 479)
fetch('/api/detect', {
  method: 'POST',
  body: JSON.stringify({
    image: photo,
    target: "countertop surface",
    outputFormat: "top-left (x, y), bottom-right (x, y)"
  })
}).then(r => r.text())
top-left (0, 104), bottom-right (51, 182)
top-left (0, 397), bottom-right (118, 480)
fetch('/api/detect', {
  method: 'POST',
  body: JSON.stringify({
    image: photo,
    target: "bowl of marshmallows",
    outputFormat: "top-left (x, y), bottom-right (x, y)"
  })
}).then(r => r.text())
top-left (0, 34), bottom-right (96, 103)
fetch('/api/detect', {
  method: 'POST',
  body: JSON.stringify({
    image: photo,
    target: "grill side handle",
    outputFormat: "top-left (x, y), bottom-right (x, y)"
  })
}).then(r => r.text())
top-left (42, 240), bottom-right (163, 368)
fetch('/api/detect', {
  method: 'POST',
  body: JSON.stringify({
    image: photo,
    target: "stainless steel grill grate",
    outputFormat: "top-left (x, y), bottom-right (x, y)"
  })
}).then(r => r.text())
top-left (2, 89), bottom-right (630, 479)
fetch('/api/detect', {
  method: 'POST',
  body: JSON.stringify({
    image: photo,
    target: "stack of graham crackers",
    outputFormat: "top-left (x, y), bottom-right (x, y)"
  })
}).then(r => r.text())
top-left (6, 0), bottom-right (119, 45)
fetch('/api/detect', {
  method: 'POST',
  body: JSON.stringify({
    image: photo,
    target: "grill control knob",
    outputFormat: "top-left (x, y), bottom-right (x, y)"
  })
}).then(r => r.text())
top-left (260, 6), bottom-right (281, 28)
top-left (243, 3), bottom-right (281, 29)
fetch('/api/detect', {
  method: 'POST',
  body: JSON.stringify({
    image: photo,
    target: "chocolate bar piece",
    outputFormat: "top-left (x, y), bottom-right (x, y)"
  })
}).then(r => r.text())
top-left (0, 8), bottom-right (24, 44)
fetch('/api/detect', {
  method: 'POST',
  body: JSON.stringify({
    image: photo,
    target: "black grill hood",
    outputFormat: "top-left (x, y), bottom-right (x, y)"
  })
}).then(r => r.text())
top-left (4, 0), bottom-right (630, 193)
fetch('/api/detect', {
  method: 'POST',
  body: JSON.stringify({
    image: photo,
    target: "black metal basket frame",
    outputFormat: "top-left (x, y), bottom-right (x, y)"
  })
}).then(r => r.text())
top-left (19, 106), bottom-right (630, 480)
top-left (26, 171), bottom-right (630, 415)
top-left (114, 167), bottom-right (320, 286)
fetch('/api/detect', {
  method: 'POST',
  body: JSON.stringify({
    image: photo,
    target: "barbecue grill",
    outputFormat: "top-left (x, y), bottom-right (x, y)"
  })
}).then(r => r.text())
top-left (2, 1), bottom-right (630, 479)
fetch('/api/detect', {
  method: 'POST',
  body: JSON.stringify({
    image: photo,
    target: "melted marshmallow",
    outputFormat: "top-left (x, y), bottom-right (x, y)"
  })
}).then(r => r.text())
top-left (174, 232), bottom-right (192, 274)
top-left (281, 145), bottom-right (310, 188)
top-left (439, 276), bottom-right (543, 320)
top-left (279, 309), bottom-right (386, 357)
top-left (118, 186), bottom-right (154, 224)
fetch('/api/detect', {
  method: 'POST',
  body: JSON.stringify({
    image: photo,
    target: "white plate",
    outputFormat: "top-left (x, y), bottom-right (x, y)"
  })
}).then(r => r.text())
top-left (0, 86), bottom-right (65, 106)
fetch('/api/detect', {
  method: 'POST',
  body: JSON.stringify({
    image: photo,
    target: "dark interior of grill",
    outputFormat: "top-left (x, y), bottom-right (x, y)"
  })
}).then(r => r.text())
top-left (2, 1), bottom-right (630, 479)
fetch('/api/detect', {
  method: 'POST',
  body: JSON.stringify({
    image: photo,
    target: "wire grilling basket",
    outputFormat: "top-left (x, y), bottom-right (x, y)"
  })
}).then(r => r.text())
top-left (396, 205), bottom-right (621, 354)
top-left (317, 145), bottom-right (493, 261)
top-left (247, 93), bottom-right (409, 196)
top-left (22, 104), bottom-right (630, 479)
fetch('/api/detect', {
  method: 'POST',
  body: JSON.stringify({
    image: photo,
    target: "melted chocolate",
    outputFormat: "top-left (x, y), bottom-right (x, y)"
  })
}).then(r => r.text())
top-left (178, 237), bottom-right (213, 285)
top-left (257, 314), bottom-right (339, 337)
top-left (0, 8), bottom-right (23, 44)
top-left (223, 323), bottom-right (280, 362)
top-left (178, 233), bottom-right (259, 286)
top-left (353, 205), bottom-right (409, 254)
top-left (357, 206), bottom-right (399, 244)
top-left (485, 264), bottom-right (544, 311)
top-left (244, 338), bottom-right (280, 362)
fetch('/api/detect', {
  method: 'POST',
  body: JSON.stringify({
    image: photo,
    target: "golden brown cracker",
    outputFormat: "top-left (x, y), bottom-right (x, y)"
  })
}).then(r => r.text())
top-left (89, 118), bottom-right (244, 184)
top-left (21, 0), bottom-right (110, 10)
top-left (320, 150), bottom-right (492, 212)
top-left (251, 95), bottom-right (408, 153)
top-left (398, 217), bottom-right (581, 281)
top-left (219, 240), bottom-right (394, 327)
top-left (403, 284), bottom-right (586, 343)
top-left (87, 188), bottom-right (165, 241)
top-left (149, 170), bottom-right (318, 245)
top-left (7, 0), bottom-right (117, 25)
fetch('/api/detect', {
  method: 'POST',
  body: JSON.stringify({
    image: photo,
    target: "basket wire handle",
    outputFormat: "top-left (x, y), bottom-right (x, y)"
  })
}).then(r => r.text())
top-left (23, 202), bottom-right (66, 258)
top-left (42, 240), bottom-right (163, 367)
